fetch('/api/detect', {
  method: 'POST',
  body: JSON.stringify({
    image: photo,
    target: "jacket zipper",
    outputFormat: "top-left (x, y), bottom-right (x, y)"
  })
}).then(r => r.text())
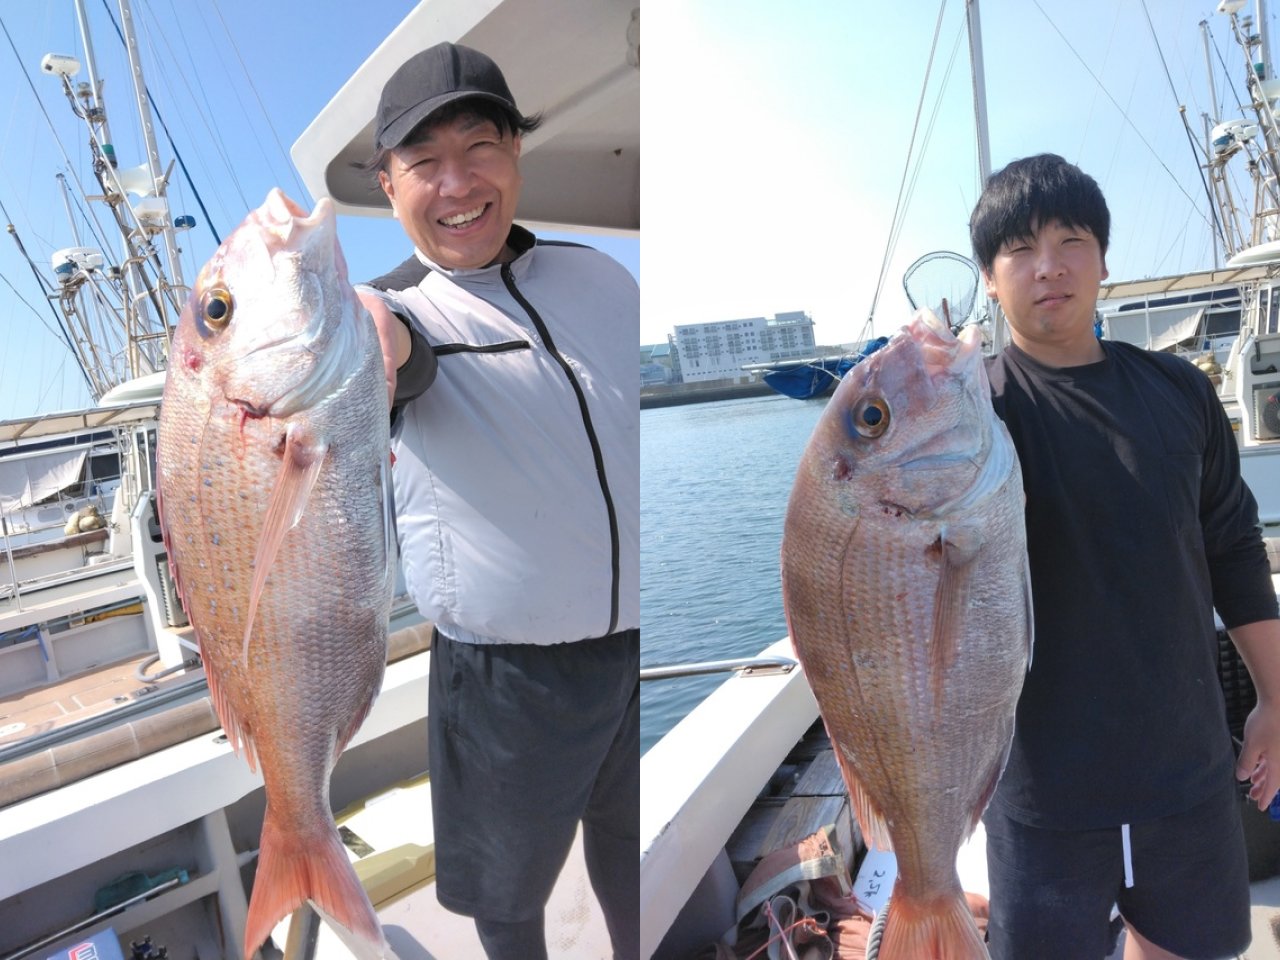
top-left (501, 264), bottom-right (621, 637)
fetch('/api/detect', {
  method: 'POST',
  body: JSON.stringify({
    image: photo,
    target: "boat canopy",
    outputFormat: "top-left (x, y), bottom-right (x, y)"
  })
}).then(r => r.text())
top-left (291, 0), bottom-right (639, 235)
top-left (0, 398), bottom-right (160, 446)
top-left (1098, 264), bottom-right (1274, 302)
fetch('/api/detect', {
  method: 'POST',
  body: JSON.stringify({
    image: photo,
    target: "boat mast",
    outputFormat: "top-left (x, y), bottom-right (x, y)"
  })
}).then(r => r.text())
top-left (966, 0), bottom-right (991, 187)
top-left (966, 0), bottom-right (1000, 349)
top-left (74, 0), bottom-right (115, 167)
top-left (117, 0), bottom-right (186, 309)
top-left (1236, 0), bottom-right (1280, 245)
top-left (1202, 17), bottom-right (1249, 261)
top-left (45, 0), bottom-right (183, 396)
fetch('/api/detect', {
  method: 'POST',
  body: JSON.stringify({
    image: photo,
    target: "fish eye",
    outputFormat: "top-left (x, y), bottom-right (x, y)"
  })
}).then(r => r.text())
top-left (853, 398), bottom-right (890, 438)
top-left (201, 288), bottom-right (233, 329)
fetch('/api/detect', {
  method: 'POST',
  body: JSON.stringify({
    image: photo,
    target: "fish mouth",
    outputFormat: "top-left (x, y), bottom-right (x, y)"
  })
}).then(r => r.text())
top-left (254, 189), bottom-right (336, 252)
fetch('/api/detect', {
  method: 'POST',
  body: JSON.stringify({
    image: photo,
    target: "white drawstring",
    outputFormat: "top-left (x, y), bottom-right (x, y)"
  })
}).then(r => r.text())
top-left (1121, 823), bottom-right (1135, 889)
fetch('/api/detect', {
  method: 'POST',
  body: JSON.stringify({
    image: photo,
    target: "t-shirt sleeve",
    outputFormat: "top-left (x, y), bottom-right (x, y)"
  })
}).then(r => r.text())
top-left (1194, 365), bottom-right (1279, 628)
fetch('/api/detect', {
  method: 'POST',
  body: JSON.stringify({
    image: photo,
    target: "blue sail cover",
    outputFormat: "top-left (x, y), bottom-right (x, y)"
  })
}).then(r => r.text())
top-left (760, 338), bottom-right (888, 400)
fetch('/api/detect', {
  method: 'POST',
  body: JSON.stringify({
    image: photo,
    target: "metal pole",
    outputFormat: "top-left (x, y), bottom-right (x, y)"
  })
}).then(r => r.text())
top-left (283, 905), bottom-right (322, 960)
top-left (74, 0), bottom-right (114, 155)
top-left (966, 0), bottom-right (1000, 350)
top-left (639, 655), bottom-right (797, 682)
top-left (56, 174), bottom-right (84, 247)
top-left (1259, 0), bottom-right (1273, 82)
top-left (1, 514), bottom-right (22, 614)
top-left (116, 0), bottom-right (186, 305)
top-left (1202, 20), bottom-right (1220, 123)
top-left (966, 0), bottom-right (991, 186)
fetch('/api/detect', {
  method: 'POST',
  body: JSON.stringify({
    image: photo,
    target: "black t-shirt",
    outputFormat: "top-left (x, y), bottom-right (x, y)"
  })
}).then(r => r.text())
top-left (986, 340), bottom-right (1277, 829)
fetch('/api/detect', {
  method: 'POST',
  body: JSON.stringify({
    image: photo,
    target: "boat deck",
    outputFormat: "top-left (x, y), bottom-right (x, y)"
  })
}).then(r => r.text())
top-left (272, 790), bottom-right (612, 960)
top-left (0, 643), bottom-right (197, 749)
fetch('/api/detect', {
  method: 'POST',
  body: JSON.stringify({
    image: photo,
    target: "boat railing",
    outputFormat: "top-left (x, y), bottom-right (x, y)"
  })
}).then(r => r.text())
top-left (639, 655), bottom-right (797, 681)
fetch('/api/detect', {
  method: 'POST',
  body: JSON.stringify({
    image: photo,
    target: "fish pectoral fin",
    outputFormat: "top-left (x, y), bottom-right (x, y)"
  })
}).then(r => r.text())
top-left (241, 425), bottom-right (329, 660)
top-left (834, 744), bottom-right (894, 852)
top-left (929, 523), bottom-right (980, 676)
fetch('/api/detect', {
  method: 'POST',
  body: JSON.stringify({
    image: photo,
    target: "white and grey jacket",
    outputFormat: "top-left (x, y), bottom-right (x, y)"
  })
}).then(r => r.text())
top-left (358, 226), bottom-right (639, 646)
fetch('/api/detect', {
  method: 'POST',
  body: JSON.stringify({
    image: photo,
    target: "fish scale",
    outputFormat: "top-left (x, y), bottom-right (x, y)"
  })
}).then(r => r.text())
top-left (782, 310), bottom-right (1031, 960)
top-left (157, 189), bottom-right (392, 959)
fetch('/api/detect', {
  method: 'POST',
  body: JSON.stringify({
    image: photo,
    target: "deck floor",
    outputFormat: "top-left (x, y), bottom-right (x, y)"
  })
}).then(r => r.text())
top-left (0, 646), bottom-right (198, 748)
top-left (273, 811), bottom-right (612, 959)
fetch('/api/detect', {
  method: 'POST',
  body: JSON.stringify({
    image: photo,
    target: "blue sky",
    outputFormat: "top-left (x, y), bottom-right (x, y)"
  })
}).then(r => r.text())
top-left (0, 1), bottom-right (1268, 417)
top-left (0, 1), bottom-right (639, 420)
top-left (642, 1), bottom-right (1258, 346)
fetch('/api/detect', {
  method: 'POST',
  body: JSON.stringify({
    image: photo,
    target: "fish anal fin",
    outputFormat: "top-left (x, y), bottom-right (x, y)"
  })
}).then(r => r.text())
top-left (833, 742), bottom-right (894, 852)
top-left (878, 884), bottom-right (987, 960)
top-left (241, 426), bottom-right (329, 660)
top-left (968, 714), bottom-right (1017, 840)
top-left (243, 813), bottom-right (384, 960)
top-left (201, 647), bottom-right (261, 773)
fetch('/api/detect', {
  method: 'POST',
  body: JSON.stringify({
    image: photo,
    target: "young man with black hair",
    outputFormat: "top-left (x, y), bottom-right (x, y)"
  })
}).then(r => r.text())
top-left (972, 153), bottom-right (1280, 960)
top-left (355, 42), bottom-right (639, 960)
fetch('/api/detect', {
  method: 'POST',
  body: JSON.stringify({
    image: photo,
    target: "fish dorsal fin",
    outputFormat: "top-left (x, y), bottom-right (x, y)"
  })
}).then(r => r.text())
top-left (241, 425), bottom-right (329, 661)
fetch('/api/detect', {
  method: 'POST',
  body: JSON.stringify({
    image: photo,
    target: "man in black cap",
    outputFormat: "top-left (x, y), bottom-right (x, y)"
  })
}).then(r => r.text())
top-left (355, 41), bottom-right (639, 960)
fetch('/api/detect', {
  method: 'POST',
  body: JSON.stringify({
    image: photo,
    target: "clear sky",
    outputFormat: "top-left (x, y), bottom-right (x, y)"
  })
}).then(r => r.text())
top-left (0, 0), bottom-right (639, 421)
top-left (642, 0), bottom-right (1259, 347)
top-left (0, 1), bottom-right (1269, 418)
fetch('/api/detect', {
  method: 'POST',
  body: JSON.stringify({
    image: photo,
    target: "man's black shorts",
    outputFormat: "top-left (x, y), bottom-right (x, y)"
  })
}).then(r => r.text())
top-left (983, 783), bottom-right (1250, 959)
top-left (427, 628), bottom-right (639, 923)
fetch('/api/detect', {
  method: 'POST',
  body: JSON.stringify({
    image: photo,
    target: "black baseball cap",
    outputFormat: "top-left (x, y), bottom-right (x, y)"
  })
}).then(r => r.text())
top-left (374, 42), bottom-right (519, 150)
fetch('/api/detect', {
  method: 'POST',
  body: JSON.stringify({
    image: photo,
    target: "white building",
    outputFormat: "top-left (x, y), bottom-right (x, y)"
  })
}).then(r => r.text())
top-left (673, 311), bottom-right (816, 383)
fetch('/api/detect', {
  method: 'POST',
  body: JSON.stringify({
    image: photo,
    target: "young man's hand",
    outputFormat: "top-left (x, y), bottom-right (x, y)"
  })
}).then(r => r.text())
top-left (1231, 619), bottom-right (1280, 810)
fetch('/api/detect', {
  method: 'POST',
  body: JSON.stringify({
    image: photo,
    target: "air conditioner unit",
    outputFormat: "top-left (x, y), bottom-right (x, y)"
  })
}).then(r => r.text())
top-left (1255, 383), bottom-right (1280, 441)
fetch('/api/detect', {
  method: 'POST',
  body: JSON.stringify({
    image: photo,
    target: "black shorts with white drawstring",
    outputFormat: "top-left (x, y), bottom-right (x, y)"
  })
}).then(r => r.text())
top-left (984, 782), bottom-right (1251, 960)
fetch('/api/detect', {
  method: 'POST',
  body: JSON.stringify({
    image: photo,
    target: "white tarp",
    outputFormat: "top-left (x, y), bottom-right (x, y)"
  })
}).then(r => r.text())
top-left (0, 450), bottom-right (88, 513)
top-left (1105, 306), bottom-right (1205, 352)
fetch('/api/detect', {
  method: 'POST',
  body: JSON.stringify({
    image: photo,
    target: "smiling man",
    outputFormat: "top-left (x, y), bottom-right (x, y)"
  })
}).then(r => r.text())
top-left (354, 43), bottom-right (639, 960)
top-left (971, 153), bottom-right (1280, 960)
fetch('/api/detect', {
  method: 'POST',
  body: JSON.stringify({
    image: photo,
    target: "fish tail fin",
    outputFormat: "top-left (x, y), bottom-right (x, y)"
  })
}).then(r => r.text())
top-left (878, 885), bottom-right (987, 960)
top-left (244, 811), bottom-right (384, 959)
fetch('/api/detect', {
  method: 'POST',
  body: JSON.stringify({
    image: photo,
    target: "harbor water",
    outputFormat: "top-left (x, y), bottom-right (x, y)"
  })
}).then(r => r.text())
top-left (640, 394), bottom-right (827, 754)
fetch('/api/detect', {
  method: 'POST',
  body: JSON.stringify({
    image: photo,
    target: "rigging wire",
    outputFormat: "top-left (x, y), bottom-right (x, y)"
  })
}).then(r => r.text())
top-left (1074, 1), bottom-right (1124, 170)
top-left (96, 0), bottom-right (221, 244)
top-left (882, 19), bottom-right (967, 315)
top-left (0, 203), bottom-right (95, 394)
top-left (1029, 0), bottom-right (1211, 233)
top-left (210, 0), bottom-right (309, 202)
top-left (1136, 0), bottom-right (1226, 254)
top-left (866, 0), bottom-right (949, 334)
top-left (151, 0), bottom-right (252, 222)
